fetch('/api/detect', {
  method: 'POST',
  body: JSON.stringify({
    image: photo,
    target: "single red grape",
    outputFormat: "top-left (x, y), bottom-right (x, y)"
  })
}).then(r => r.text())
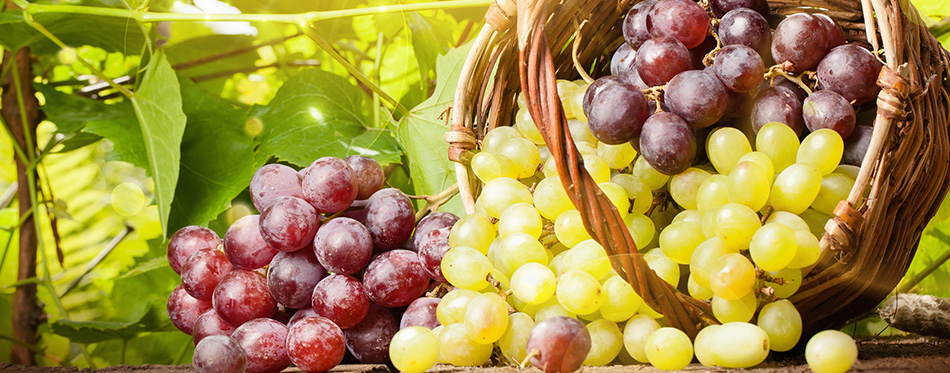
top-left (362, 250), bottom-right (429, 308)
top-left (181, 248), bottom-right (232, 301)
top-left (345, 155), bottom-right (385, 200)
top-left (287, 316), bottom-right (346, 372)
top-left (313, 217), bottom-right (373, 275)
top-left (167, 226), bottom-right (222, 274)
top-left (232, 318), bottom-right (290, 373)
top-left (212, 269), bottom-right (277, 326)
top-left (364, 188), bottom-right (415, 251)
top-left (193, 335), bottom-right (246, 373)
top-left (259, 196), bottom-right (319, 252)
top-left (312, 274), bottom-right (370, 329)
top-left (193, 309), bottom-right (236, 345)
top-left (417, 227), bottom-right (451, 283)
top-left (249, 164), bottom-right (303, 213)
top-left (168, 283), bottom-right (212, 335)
top-left (399, 297), bottom-right (441, 330)
top-left (300, 157), bottom-right (358, 214)
top-left (344, 304), bottom-right (398, 363)
top-left (526, 317), bottom-right (592, 373)
top-left (266, 248), bottom-right (326, 309)
top-left (224, 215), bottom-right (279, 270)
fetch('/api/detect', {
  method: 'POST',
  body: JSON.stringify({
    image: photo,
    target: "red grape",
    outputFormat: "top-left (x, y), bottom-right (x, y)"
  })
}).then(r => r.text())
top-left (193, 309), bottom-right (236, 345)
top-left (232, 318), bottom-right (290, 373)
top-left (719, 8), bottom-right (772, 57)
top-left (287, 316), bottom-right (346, 372)
top-left (212, 269), bottom-right (277, 326)
top-left (344, 304), bottom-right (398, 363)
top-left (610, 42), bottom-right (638, 80)
top-left (714, 44), bottom-right (765, 93)
top-left (364, 188), bottom-right (415, 251)
top-left (363, 250), bottom-right (430, 308)
top-left (803, 90), bottom-right (856, 139)
top-left (193, 335), bottom-right (246, 373)
top-left (647, 0), bottom-right (709, 49)
top-left (181, 248), bottom-right (232, 301)
top-left (622, 0), bottom-right (657, 49)
top-left (815, 14), bottom-right (846, 51)
top-left (400, 297), bottom-right (441, 330)
top-left (345, 155), bottom-right (385, 200)
top-left (287, 307), bottom-right (318, 327)
top-left (249, 164), bottom-right (303, 213)
top-left (771, 13), bottom-right (828, 72)
top-left (639, 112), bottom-right (697, 175)
top-left (301, 157), bottom-right (358, 214)
top-left (636, 37), bottom-right (692, 87)
top-left (843, 125), bottom-right (873, 166)
top-left (259, 196), bottom-right (319, 252)
top-left (417, 227), bottom-right (451, 283)
top-left (167, 284), bottom-right (212, 335)
top-left (312, 274), bottom-right (370, 329)
top-left (313, 217), bottom-right (373, 275)
top-left (709, 0), bottom-right (770, 18)
top-left (526, 317), bottom-right (592, 373)
top-left (665, 70), bottom-right (727, 128)
top-left (411, 212), bottom-right (459, 252)
top-left (266, 248), bottom-right (326, 309)
top-left (751, 85), bottom-right (805, 135)
top-left (167, 226), bottom-right (222, 274)
top-left (224, 215), bottom-right (279, 270)
top-left (773, 76), bottom-right (808, 102)
top-left (817, 44), bottom-right (883, 105)
top-left (582, 76), bottom-right (649, 144)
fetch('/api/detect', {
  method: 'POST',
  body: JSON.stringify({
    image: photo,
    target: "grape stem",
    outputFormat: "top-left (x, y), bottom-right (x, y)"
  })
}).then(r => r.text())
top-left (411, 183), bottom-right (460, 222)
top-left (759, 206), bottom-right (773, 225)
top-left (755, 267), bottom-right (786, 285)
top-left (520, 348), bottom-right (541, 368)
top-left (642, 85), bottom-right (666, 114)
top-left (702, 24), bottom-right (723, 66)
top-left (570, 20), bottom-right (595, 84)
top-left (763, 65), bottom-right (815, 95)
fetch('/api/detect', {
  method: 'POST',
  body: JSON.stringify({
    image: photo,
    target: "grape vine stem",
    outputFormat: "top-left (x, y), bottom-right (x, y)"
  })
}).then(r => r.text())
top-left (764, 64), bottom-right (815, 95)
top-left (411, 183), bottom-right (459, 222)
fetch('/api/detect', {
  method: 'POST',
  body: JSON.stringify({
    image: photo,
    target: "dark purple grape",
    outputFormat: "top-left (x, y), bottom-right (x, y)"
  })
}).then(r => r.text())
top-left (168, 226), bottom-right (222, 274)
top-left (249, 164), bottom-right (303, 213)
top-left (212, 269), bottom-right (277, 326)
top-left (610, 42), bottom-right (638, 80)
top-left (719, 8), bottom-right (772, 57)
top-left (193, 309), bottom-right (236, 345)
top-left (773, 76), bottom-right (808, 102)
top-left (751, 85), bottom-right (805, 135)
top-left (843, 125), bottom-right (873, 166)
top-left (313, 217), bottom-right (373, 274)
top-left (817, 44), bottom-right (883, 105)
top-left (288, 307), bottom-right (318, 327)
top-left (193, 335), bottom-right (246, 373)
top-left (582, 76), bottom-right (649, 144)
top-left (688, 35), bottom-right (717, 70)
top-left (709, 0), bottom-right (770, 18)
top-left (526, 317), bottom-right (592, 373)
top-left (622, 0), bottom-right (657, 49)
top-left (232, 318), bottom-right (290, 373)
top-left (224, 215), bottom-right (279, 270)
top-left (345, 155), bottom-right (385, 200)
top-left (182, 248), bottom-right (232, 301)
top-left (665, 70), bottom-right (727, 128)
top-left (266, 248), bottom-right (326, 309)
top-left (417, 227), bottom-right (451, 283)
top-left (639, 112), bottom-right (697, 175)
top-left (714, 45), bottom-right (765, 93)
top-left (815, 14), bottom-right (846, 51)
top-left (400, 297), bottom-right (441, 330)
top-left (343, 304), bottom-right (398, 363)
top-left (168, 284), bottom-right (212, 335)
top-left (363, 249), bottom-right (429, 308)
top-left (287, 317), bottom-right (346, 372)
top-left (300, 157), bottom-right (358, 214)
top-left (259, 196), bottom-right (319, 252)
top-left (636, 37), bottom-right (692, 87)
top-left (312, 274), bottom-right (370, 329)
top-left (771, 13), bottom-right (828, 72)
top-left (411, 212), bottom-right (459, 252)
top-left (364, 188), bottom-right (415, 251)
top-left (647, 0), bottom-right (709, 49)
top-left (803, 90), bottom-right (856, 139)
top-left (342, 208), bottom-right (368, 225)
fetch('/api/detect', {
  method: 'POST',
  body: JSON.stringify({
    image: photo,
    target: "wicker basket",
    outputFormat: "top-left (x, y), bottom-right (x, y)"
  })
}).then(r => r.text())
top-left (446, 0), bottom-right (950, 340)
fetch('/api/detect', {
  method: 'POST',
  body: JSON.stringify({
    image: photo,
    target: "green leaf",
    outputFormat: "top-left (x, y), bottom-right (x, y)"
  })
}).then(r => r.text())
top-left (252, 69), bottom-right (402, 166)
top-left (84, 116), bottom-right (148, 168)
top-left (50, 302), bottom-right (174, 344)
top-left (396, 43), bottom-right (471, 216)
top-left (35, 83), bottom-right (133, 134)
top-left (129, 51), bottom-right (187, 237)
top-left (164, 34), bottom-right (260, 81)
top-left (167, 78), bottom-right (259, 233)
top-left (0, 11), bottom-right (146, 55)
top-left (408, 12), bottom-right (453, 79)
top-left (905, 218), bottom-right (950, 297)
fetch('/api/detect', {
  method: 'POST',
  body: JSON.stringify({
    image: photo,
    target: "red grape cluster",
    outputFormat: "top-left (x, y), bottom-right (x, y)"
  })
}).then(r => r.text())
top-left (592, 0), bottom-right (882, 175)
top-left (166, 155), bottom-right (457, 373)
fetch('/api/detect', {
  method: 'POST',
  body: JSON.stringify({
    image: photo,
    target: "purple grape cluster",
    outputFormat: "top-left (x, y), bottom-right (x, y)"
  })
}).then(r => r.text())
top-left (166, 155), bottom-right (456, 373)
top-left (589, 0), bottom-right (882, 175)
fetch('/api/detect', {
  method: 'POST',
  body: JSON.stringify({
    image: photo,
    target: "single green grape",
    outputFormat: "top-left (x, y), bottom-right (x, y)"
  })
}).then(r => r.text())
top-left (612, 174), bottom-right (653, 215)
top-left (515, 107), bottom-right (545, 145)
top-left (787, 230), bottom-right (820, 269)
top-left (463, 292), bottom-right (509, 344)
top-left (548, 250), bottom-right (569, 277)
top-left (623, 314), bottom-right (661, 363)
top-left (727, 161), bottom-right (772, 211)
top-left (471, 151), bottom-right (519, 183)
top-left (498, 203), bottom-right (543, 239)
top-left (638, 301), bottom-right (664, 319)
top-left (693, 325), bottom-right (721, 367)
top-left (798, 129), bottom-right (844, 175)
top-left (644, 327), bottom-right (694, 371)
top-left (562, 239), bottom-right (612, 281)
top-left (390, 327), bottom-right (439, 373)
top-left (800, 208), bottom-right (833, 238)
top-left (556, 270), bottom-right (604, 315)
top-left (585, 153), bottom-right (612, 184)
top-left (756, 121), bottom-right (800, 173)
top-left (708, 127), bottom-right (752, 174)
top-left (765, 267), bottom-right (802, 299)
top-left (568, 118), bottom-right (599, 145)
top-left (709, 253), bottom-right (756, 300)
top-left (669, 167), bottom-right (712, 210)
top-left (598, 142), bottom-right (637, 169)
top-left (449, 212), bottom-right (496, 254)
top-left (770, 163), bottom-right (823, 214)
top-left (497, 312), bottom-right (535, 364)
top-left (702, 203), bottom-right (761, 251)
top-left (737, 151), bottom-right (776, 183)
top-left (644, 252), bottom-right (679, 287)
top-left (600, 275), bottom-right (642, 322)
top-left (498, 137), bottom-right (541, 179)
top-left (555, 210), bottom-right (592, 248)
top-left (437, 323), bottom-right (493, 366)
top-left (497, 233), bottom-right (548, 277)
top-left (712, 292), bottom-right (758, 323)
top-left (834, 164), bottom-right (861, 180)
top-left (712, 322), bottom-right (770, 368)
top-left (749, 223), bottom-right (798, 271)
top-left (632, 156), bottom-right (670, 190)
top-left (441, 246), bottom-right (492, 291)
top-left (510, 262), bottom-right (556, 305)
top-left (758, 299), bottom-right (803, 352)
top-left (689, 237), bottom-right (736, 288)
top-left (478, 177), bottom-right (533, 219)
top-left (697, 174), bottom-right (731, 214)
top-left (599, 181), bottom-right (631, 218)
top-left (805, 330), bottom-right (858, 373)
top-left (624, 213), bottom-right (656, 250)
top-left (688, 274), bottom-right (714, 300)
top-left (533, 177), bottom-right (573, 221)
top-left (672, 209), bottom-right (702, 225)
top-left (659, 221), bottom-right (706, 264)
top-left (436, 289), bottom-right (481, 325)
top-left (765, 211), bottom-right (810, 232)
top-left (482, 126), bottom-right (520, 154)
top-left (584, 319), bottom-right (625, 366)
top-left (533, 297), bottom-right (576, 324)
top-left (567, 87), bottom-right (588, 122)
top-left (812, 173), bottom-right (854, 215)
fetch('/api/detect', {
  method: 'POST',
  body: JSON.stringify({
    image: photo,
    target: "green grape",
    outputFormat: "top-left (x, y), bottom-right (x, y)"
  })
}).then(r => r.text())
top-left (567, 87), bottom-right (588, 122)
top-left (805, 330), bottom-right (858, 373)
top-left (449, 212), bottom-right (496, 254)
top-left (800, 208), bottom-right (832, 239)
top-left (644, 252), bottom-right (679, 287)
top-left (670, 167), bottom-right (711, 210)
top-left (708, 127), bottom-right (752, 174)
top-left (737, 151), bottom-right (776, 183)
top-left (498, 203), bottom-right (543, 239)
top-left (437, 323), bottom-right (493, 366)
top-left (498, 233), bottom-right (548, 277)
top-left (659, 221), bottom-right (706, 264)
top-left (498, 137), bottom-right (541, 179)
top-left (600, 275), bottom-right (643, 322)
top-left (749, 223), bottom-right (798, 271)
top-left (568, 118), bottom-right (599, 145)
top-left (712, 292), bottom-right (758, 323)
top-left (693, 325), bottom-right (721, 367)
top-left (787, 231), bottom-right (820, 269)
top-left (644, 327), bottom-right (693, 371)
top-left (798, 129), bottom-right (844, 175)
top-left (436, 289), bottom-right (481, 325)
top-left (508, 294), bottom-right (537, 317)
top-left (770, 163), bottom-right (822, 215)
top-left (612, 174), bottom-right (653, 215)
top-left (548, 250), bottom-right (568, 276)
top-left (482, 126), bottom-right (521, 154)
top-left (534, 297), bottom-right (576, 323)
top-left (709, 253), bottom-right (756, 300)
top-left (689, 237), bottom-right (736, 288)
top-left (498, 312), bottom-right (535, 364)
top-left (510, 262), bottom-right (556, 305)
top-left (632, 156), bottom-right (670, 190)
top-left (697, 174), bottom-right (731, 214)
top-left (463, 292), bottom-right (509, 344)
top-left (638, 301), bottom-right (664, 319)
top-left (533, 177), bottom-right (574, 221)
top-left (555, 210), bottom-right (592, 248)
top-left (727, 161), bottom-right (772, 211)
top-left (834, 164), bottom-right (861, 180)
top-left (479, 177), bottom-right (533, 219)
top-left (812, 173), bottom-right (854, 215)
top-left (765, 267), bottom-right (802, 299)
top-left (702, 203), bottom-right (761, 250)
top-left (471, 151), bottom-right (519, 183)
top-left (688, 274), bottom-right (714, 300)
top-left (757, 299), bottom-right (802, 352)
top-left (598, 142), bottom-right (637, 169)
top-left (765, 211), bottom-right (810, 232)
top-left (712, 322), bottom-right (770, 368)
top-left (515, 107), bottom-right (545, 145)
top-left (556, 270), bottom-right (604, 315)
top-left (584, 319), bottom-right (625, 366)
top-left (441, 246), bottom-right (492, 291)
top-left (624, 213), bottom-right (656, 250)
top-left (562, 239), bottom-right (612, 280)
top-left (623, 314), bottom-right (661, 363)
top-left (599, 181), bottom-right (631, 217)
top-left (575, 140), bottom-right (599, 156)
top-left (390, 326), bottom-right (439, 373)
top-left (542, 156), bottom-right (559, 179)
top-left (672, 209), bottom-right (702, 225)
top-left (491, 267), bottom-right (511, 290)
top-left (756, 121), bottom-right (800, 172)
top-left (585, 153), bottom-right (612, 184)
top-left (578, 309), bottom-right (603, 322)
top-left (557, 79), bottom-right (581, 118)
top-left (538, 144), bottom-right (552, 164)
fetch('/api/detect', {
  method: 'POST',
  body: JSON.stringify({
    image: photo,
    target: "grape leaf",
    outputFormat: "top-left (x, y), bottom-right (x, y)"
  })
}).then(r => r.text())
top-left (408, 12), bottom-right (454, 80)
top-left (167, 78), bottom-right (260, 233)
top-left (164, 34), bottom-right (260, 81)
top-left (34, 83), bottom-right (133, 135)
top-left (0, 11), bottom-right (145, 55)
top-left (50, 302), bottom-right (175, 344)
